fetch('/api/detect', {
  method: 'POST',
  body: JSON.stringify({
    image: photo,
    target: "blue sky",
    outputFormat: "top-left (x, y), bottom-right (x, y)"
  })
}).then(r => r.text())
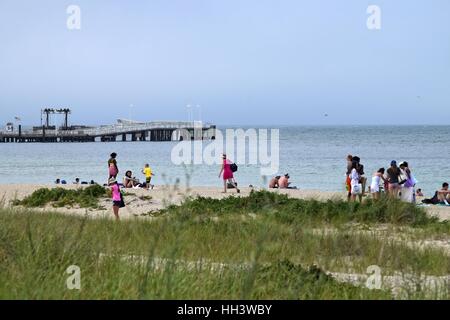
top-left (0, 0), bottom-right (449, 126)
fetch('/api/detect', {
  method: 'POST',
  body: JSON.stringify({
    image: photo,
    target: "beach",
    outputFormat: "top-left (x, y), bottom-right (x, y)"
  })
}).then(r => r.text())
top-left (1, 184), bottom-right (449, 221)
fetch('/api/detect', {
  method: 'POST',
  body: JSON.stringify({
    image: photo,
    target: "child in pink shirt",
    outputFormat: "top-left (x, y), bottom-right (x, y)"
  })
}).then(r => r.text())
top-left (109, 178), bottom-right (124, 220)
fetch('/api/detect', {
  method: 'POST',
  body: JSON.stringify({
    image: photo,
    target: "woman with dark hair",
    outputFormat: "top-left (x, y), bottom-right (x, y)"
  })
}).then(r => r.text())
top-left (370, 168), bottom-right (387, 200)
top-left (386, 160), bottom-right (401, 198)
top-left (123, 170), bottom-right (140, 188)
top-left (345, 154), bottom-right (353, 200)
top-left (349, 160), bottom-right (362, 202)
top-left (108, 152), bottom-right (119, 179)
top-left (219, 154), bottom-right (240, 193)
top-left (399, 161), bottom-right (416, 203)
top-left (109, 178), bottom-right (124, 220)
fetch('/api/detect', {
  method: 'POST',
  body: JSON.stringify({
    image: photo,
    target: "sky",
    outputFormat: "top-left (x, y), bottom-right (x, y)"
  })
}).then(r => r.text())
top-left (0, 0), bottom-right (449, 126)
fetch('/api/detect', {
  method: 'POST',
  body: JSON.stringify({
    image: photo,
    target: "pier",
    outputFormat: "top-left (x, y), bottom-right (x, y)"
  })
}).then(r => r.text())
top-left (0, 118), bottom-right (216, 143)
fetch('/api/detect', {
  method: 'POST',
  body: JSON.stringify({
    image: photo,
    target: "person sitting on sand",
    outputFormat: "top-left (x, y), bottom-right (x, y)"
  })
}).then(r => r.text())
top-left (279, 174), bottom-right (295, 189)
top-left (123, 170), bottom-right (141, 188)
top-left (438, 182), bottom-right (450, 204)
top-left (73, 178), bottom-right (80, 185)
top-left (55, 178), bottom-right (61, 184)
top-left (269, 176), bottom-right (281, 188)
top-left (416, 189), bottom-right (424, 197)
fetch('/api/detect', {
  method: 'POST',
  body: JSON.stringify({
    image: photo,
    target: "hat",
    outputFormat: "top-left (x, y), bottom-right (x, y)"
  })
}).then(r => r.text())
top-left (390, 160), bottom-right (397, 166)
top-left (108, 178), bottom-right (117, 185)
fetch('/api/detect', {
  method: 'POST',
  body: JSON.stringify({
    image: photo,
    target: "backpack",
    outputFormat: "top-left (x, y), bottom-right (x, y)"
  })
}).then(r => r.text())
top-left (230, 163), bottom-right (238, 173)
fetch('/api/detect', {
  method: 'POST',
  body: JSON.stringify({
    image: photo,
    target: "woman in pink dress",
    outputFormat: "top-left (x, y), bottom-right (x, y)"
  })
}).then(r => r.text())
top-left (218, 154), bottom-right (240, 193)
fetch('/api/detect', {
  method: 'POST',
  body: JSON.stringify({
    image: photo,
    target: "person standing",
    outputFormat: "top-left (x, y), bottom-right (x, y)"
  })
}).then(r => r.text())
top-left (349, 160), bottom-right (362, 202)
top-left (109, 178), bottom-right (124, 221)
top-left (351, 156), bottom-right (366, 196)
top-left (370, 168), bottom-right (387, 200)
top-left (108, 153), bottom-right (119, 180)
top-left (142, 163), bottom-right (155, 190)
top-left (399, 161), bottom-right (415, 203)
top-left (345, 154), bottom-right (353, 200)
top-left (219, 154), bottom-right (240, 193)
top-left (386, 160), bottom-right (401, 198)
top-left (357, 160), bottom-right (367, 196)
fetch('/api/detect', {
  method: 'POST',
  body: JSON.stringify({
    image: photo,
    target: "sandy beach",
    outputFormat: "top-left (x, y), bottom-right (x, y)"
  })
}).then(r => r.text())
top-left (0, 184), bottom-right (449, 221)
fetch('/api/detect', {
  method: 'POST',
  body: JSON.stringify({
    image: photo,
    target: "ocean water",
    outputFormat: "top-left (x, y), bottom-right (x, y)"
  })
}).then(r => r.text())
top-left (0, 126), bottom-right (449, 196)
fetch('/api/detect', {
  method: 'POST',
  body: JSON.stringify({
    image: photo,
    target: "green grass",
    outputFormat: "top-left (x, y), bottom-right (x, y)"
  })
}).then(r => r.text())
top-left (162, 190), bottom-right (449, 229)
top-left (1, 190), bottom-right (448, 299)
top-left (12, 185), bottom-right (107, 209)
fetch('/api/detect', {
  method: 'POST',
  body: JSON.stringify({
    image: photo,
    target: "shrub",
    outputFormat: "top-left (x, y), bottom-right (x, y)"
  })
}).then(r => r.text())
top-left (14, 185), bottom-right (107, 209)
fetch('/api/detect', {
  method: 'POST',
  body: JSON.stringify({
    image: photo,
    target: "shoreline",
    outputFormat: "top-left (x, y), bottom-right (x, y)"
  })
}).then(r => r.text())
top-left (0, 184), bottom-right (449, 221)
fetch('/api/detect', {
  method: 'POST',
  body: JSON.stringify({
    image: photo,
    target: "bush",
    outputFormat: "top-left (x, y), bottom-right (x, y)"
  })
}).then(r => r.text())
top-left (14, 185), bottom-right (107, 209)
top-left (163, 190), bottom-right (443, 227)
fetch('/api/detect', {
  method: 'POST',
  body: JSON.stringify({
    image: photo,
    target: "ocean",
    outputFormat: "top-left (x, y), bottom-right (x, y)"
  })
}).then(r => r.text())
top-left (0, 125), bottom-right (449, 196)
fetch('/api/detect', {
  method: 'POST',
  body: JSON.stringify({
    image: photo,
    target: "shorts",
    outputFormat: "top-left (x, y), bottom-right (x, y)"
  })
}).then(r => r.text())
top-left (113, 200), bottom-right (121, 207)
top-left (389, 183), bottom-right (400, 190)
top-left (146, 177), bottom-right (152, 184)
top-left (370, 184), bottom-right (380, 193)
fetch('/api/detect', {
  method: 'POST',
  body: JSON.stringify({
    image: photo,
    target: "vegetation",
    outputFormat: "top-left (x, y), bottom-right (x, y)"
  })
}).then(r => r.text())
top-left (12, 185), bottom-right (107, 209)
top-left (162, 190), bottom-right (449, 229)
top-left (1, 190), bottom-right (448, 299)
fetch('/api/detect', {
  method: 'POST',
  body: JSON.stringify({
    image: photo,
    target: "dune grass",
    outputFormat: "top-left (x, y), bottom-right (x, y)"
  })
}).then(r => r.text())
top-left (12, 185), bottom-right (107, 209)
top-left (1, 191), bottom-right (448, 299)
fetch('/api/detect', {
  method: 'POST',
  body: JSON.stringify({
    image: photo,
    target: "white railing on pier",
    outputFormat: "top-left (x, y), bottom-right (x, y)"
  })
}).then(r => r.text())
top-left (0, 121), bottom-right (214, 137)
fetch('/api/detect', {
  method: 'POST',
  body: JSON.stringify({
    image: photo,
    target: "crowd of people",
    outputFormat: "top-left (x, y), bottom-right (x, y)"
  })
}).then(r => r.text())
top-left (62, 151), bottom-right (447, 221)
top-left (55, 178), bottom-right (96, 185)
top-left (345, 154), bottom-right (449, 205)
top-left (346, 154), bottom-right (417, 202)
top-left (107, 152), bottom-right (156, 220)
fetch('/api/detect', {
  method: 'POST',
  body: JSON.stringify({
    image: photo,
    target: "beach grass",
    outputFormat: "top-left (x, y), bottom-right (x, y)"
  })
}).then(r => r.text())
top-left (1, 191), bottom-right (448, 299)
top-left (12, 184), bottom-right (107, 209)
